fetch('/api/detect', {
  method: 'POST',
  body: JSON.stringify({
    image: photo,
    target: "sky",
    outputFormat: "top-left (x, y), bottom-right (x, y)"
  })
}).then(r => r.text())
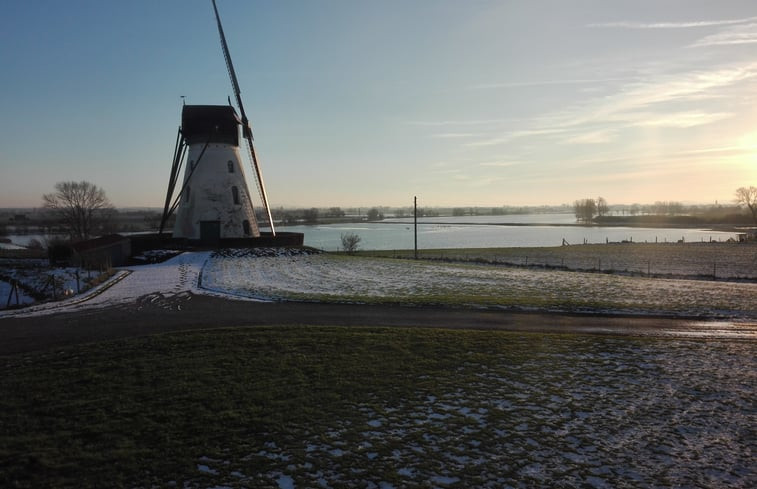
top-left (1, 0), bottom-right (756, 209)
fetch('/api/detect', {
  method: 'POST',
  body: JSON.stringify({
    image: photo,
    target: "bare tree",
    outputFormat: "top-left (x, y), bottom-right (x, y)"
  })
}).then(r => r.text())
top-left (596, 196), bottom-right (609, 217)
top-left (303, 208), bottom-right (319, 224)
top-left (367, 207), bottom-right (384, 221)
top-left (573, 198), bottom-right (597, 222)
top-left (326, 207), bottom-right (345, 218)
top-left (43, 181), bottom-right (114, 240)
top-left (340, 232), bottom-right (361, 254)
top-left (735, 186), bottom-right (757, 224)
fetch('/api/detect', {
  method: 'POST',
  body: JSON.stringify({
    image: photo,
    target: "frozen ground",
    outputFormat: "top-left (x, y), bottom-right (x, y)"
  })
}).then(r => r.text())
top-left (0, 251), bottom-right (212, 317)
top-left (1, 249), bottom-right (755, 487)
top-left (178, 337), bottom-right (756, 489)
top-left (2, 248), bottom-right (756, 321)
top-left (0, 249), bottom-right (313, 317)
top-left (393, 243), bottom-right (757, 280)
top-left (0, 279), bottom-right (34, 307)
top-left (201, 252), bottom-right (757, 320)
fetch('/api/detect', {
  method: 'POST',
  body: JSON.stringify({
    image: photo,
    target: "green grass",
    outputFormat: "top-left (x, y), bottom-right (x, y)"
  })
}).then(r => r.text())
top-left (2, 327), bottom-right (753, 488)
top-left (0, 326), bottom-right (541, 488)
top-left (354, 242), bottom-right (757, 280)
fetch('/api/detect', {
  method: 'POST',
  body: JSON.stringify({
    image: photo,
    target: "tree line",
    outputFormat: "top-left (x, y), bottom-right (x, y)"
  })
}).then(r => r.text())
top-left (17, 182), bottom-right (757, 244)
top-left (573, 197), bottom-right (609, 222)
top-left (574, 188), bottom-right (757, 224)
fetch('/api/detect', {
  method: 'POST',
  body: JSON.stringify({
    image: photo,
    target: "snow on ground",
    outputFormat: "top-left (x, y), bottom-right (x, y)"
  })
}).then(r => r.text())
top-left (0, 242), bottom-right (26, 250)
top-left (0, 279), bottom-right (35, 307)
top-left (0, 251), bottom-right (216, 317)
top-left (179, 338), bottom-right (756, 489)
top-left (2, 247), bottom-right (756, 321)
top-left (201, 253), bottom-right (757, 319)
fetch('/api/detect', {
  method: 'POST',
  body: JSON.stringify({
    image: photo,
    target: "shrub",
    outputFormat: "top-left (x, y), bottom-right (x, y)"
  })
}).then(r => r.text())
top-left (341, 233), bottom-right (361, 254)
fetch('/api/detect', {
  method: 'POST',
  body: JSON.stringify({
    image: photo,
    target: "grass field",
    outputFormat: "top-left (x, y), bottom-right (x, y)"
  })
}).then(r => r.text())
top-left (1, 326), bottom-right (754, 488)
top-left (202, 251), bottom-right (757, 319)
top-left (359, 242), bottom-right (757, 280)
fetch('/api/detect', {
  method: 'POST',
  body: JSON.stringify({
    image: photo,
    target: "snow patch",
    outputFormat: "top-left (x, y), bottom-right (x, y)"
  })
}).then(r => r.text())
top-left (196, 464), bottom-right (218, 475)
top-left (276, 474), bottom-right (294, 489)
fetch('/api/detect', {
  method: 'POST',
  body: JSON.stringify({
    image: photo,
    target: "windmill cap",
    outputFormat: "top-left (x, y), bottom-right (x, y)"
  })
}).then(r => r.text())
top-left (182, 105), bottom-right (241, 145)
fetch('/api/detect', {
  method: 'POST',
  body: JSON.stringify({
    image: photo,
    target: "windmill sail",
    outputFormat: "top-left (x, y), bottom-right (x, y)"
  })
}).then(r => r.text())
top-left (211, 0), bottom-right (276, 235)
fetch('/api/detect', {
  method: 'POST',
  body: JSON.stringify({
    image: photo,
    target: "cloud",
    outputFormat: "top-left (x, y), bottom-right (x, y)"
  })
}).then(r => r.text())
top-left (543, 62), bottom-right (757, 133)
top-left (590, 64), bottom-right (757, 116)
top-left (690, 22), bottom-right (757, 47)
top-left (588, 17), bottom-right (757, 29)
top-left (630, 111), bottom-right (733, 128)
top-left (465, 127), bottom-right (569, 147)
top-left (405, 119), bottom-right (512, 127)
top-left (431, 132), bottom-right (478, 139)
top-left (459, 60), bottom-right (757, 149)
top-left (562, 129), bottom-right (616, 145)
top-left (469, 78), bottom-right (632, 90)
top-left (478, 160), bottom-right (524, 168)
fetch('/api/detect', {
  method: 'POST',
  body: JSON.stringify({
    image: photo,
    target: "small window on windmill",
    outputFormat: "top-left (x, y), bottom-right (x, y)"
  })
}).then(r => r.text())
top-left (189, 159), bottom-right (195, 170)
top-left (243, 220), bottom-right (251, 235)
top-left (185, 186), bottom-right (191, 203)
top-left (227, 160), bottom-right (234, 173)
top-left (232, 186), bottom-right (240, 205)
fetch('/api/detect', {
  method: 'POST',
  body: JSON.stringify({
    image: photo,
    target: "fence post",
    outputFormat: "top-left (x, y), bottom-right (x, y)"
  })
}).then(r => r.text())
top-left (6, 280), bottom-right (19, 308)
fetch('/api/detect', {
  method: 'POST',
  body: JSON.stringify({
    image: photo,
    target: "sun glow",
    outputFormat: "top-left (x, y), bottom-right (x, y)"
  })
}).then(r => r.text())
top-left (737, 131), bottom-right (757, 181)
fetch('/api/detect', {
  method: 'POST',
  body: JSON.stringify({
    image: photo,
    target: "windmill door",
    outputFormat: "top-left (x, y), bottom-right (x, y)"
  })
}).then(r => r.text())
top-left (200, 220), bottom-right (221, 245)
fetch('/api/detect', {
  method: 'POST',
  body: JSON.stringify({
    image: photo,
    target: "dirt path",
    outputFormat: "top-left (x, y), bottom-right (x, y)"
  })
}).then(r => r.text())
top-left (1, 293), bottom-right (754, 356)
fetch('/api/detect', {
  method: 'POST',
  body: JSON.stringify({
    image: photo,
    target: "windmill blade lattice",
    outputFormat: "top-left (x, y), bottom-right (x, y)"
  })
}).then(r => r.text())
top-left (211, 0), bottom-right (276, 235)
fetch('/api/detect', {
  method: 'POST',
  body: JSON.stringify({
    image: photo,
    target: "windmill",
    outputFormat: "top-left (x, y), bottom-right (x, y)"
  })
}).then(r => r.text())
top-left (160, 0), bottom-right (276, 241)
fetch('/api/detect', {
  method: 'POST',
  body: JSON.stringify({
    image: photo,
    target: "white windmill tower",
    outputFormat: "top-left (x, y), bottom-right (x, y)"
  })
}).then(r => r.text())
top-left (159, 0), bottom-right (276, 243)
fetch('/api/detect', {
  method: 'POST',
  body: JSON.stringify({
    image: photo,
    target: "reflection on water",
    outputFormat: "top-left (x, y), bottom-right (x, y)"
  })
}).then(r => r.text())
top-left (4, 214), bottom-right (738, 251)
top-left (280, 214), bottom-right (737, 250)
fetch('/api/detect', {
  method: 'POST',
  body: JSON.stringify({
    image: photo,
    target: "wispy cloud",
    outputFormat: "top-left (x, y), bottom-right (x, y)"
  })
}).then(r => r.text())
top-left (459, 60), bottom-right (757, 150)
top-left (465, 127), bottom-right (569, 147)
top-left (563, 129), bottom-right (616, 145)
top-left (544, 62), bottom-right (756, 133)
top-left (588, 64), bottom-right (757, 116)
top-left (589, 17), bottom-right (757, 29)
top-left (478, 160), bottom-right (524, 168)
top-left (469, 78), bottom-right (632, 90)
top-left (431, 132), bottom-right (478, 139)
top-left (690, 22), bottom-right (757, 47)
top-left (405, 119), bottom-right (513, 127)
top-left (629, 111), bottom-right (733, 128)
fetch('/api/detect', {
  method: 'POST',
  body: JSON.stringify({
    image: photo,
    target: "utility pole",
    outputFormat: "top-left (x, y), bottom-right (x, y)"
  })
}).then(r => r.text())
top-left (414, 196), bottom-right (418, 259)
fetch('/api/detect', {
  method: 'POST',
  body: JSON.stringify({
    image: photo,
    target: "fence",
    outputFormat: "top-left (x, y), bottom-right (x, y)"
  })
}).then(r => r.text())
top-left (358, 243), bottom-right (757, 282)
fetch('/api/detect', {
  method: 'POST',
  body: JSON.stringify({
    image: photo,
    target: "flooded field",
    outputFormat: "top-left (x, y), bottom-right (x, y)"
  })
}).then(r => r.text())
top-left (182, 334), bottom-right (756, 488)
